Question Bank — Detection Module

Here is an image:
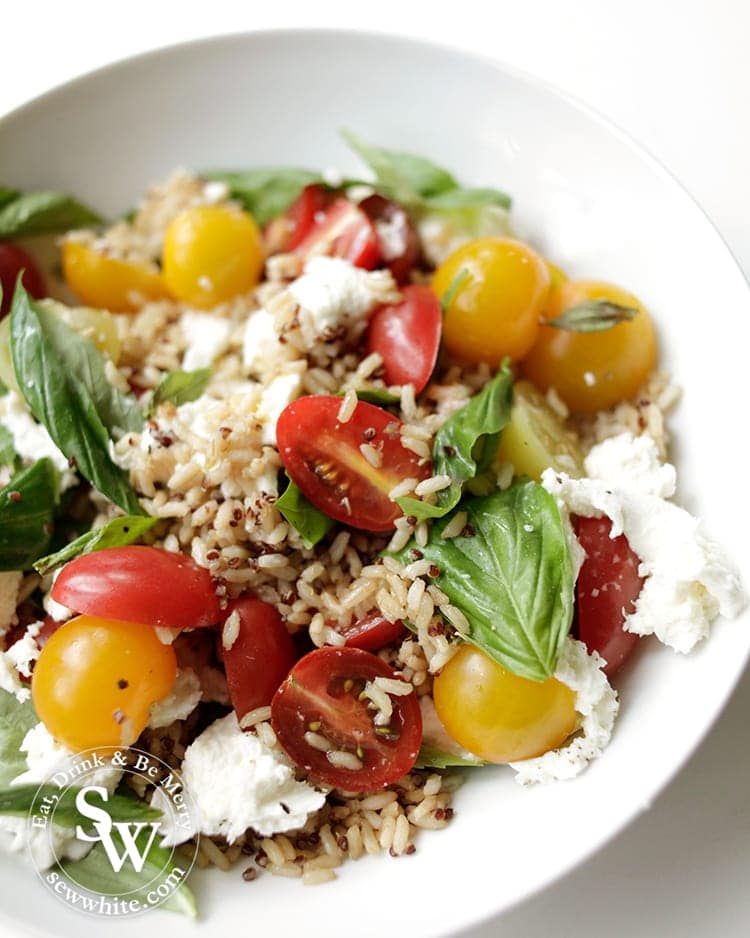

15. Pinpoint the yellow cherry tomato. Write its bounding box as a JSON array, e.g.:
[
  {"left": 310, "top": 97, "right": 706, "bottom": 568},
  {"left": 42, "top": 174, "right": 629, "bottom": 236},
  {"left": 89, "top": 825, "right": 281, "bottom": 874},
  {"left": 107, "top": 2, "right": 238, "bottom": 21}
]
[
  {"left": 32, "top": 615, "right": 176, "bottom": 751},
  {"left": 495, "top": 380, "right": 584, "bottom": 480},
  {"left": 433, "top": 644, "right": 578, "bottom": 763},
  {"left": 542, "top": 260, "right": 568, "bottom": 316},
  {"left": 62, "top": 241, "right": 169, "bottom": 313},
  {"left": 162, "top": 204, "right": 264, "bottom": 308},
  {"left": 522, "top": 279, "right": 658, "bottom": 414},
  {"left": 432, "top": 237, "right": 551, "bottom": 365}
]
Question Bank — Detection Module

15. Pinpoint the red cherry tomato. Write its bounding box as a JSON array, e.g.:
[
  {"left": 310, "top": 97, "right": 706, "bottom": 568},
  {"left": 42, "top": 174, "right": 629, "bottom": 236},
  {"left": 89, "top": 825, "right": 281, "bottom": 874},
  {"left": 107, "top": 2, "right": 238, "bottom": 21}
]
[
  {"left": 271, "top": 646, "right": 422, "bottom": 790},
  {"left": 295, "top": 198, "right": 380, "bottom": 269},
  {"left": 574, "top": 515, "right": 644, "bottom": 677},
  {"left": 359, "top": 194, "right": 420, "bottom": 284},
  {"left": 0, "top": 243, "right": 45, "bottom": 316},
  {"left": 366, "top": 285, "right": 442, "bottom": 393},
  {"left": 51, "top": 546, "right": 222, "bottom": 630},
  {"left": 223, "top": 596, "right": 297, "bottom": 721},
  {"left": 339, "top": 612, "right": 407, "bottom": 652},
  {"left": 286, "top": 184, "right": 336, "bottom": 250},
  {"left": 276, "top": 395, "right": 431, "bottom": 531}
]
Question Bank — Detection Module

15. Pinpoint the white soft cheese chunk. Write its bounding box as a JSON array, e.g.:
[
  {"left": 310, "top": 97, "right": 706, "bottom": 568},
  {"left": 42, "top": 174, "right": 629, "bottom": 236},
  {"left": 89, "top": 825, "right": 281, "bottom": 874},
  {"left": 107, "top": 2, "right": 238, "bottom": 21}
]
[
  {"left": 181, "top": 310, "right": 232, "bottom": 371},
  {"left": 0, "top": 622, "right": 41, "bottom": 702},
  {"left": 175, "top": 712, "right": 325, "bottom": 843},
  {"left": 257, "top": 372, "right": 302, "bottom": 446},
  {"left": 0, "top": 724, "right": 123, "bottom": 869},
  {"left": 287, "top": 256, "right": 393, "bottom": 338},
  {"left": 543, "top": 432, "right": 745, "bottom": 653},
  {"left": 510, "top": 638, "right": 619, "bottom": 785},
  {"left": 243, "top": 306, "right": 288, "bottom": 377},
  {"left": 0, "top": 571, "right": 22, "bottom": 638},
  {"left": 0, "top": 390, "right": 76, "bottom": 490},
  {"left": 148, "top": 667, "right": 202, "bottom": 728}
]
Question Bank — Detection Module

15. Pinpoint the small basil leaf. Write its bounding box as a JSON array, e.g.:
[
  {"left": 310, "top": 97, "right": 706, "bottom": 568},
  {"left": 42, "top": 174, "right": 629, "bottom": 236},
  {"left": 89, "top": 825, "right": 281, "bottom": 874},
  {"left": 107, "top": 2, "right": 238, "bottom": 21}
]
[
  {"left": 0, "top": 189, "right": 102, "bottom": 239},
  {"left": 0, "top": 424, "right": 19, "bottom": 471},
  {"left": 391, "top": 481, "right": 575, "bottom": 682},
  {"left": 397, "top": 361, "right": 513, "bottom": 521},
  {"left": 10, "top": 286, "right": 144, "bottom": 515},
  {"left": 0, "top": 458, "right": 59, "bottom": 571},
  {"left": 335, "top": 387, "right": 401, "bottom": 406},
  {"left": 415, "top": 745, "right": 485, "bottom": 770},
  {"left": 439, "top": 267, "right": 469, "bottom": 315},
  {"left": 423, "top": 185, "right": 511, "bottom": 212},
  {"left": 0, "top": 690, "right": 39, "bottom": 787},
  {"left": 547, "top": 298, "right": 638, "bottom": 333},
  {"left": 60, "top": 827, "right": 197, "bottom": 918},
  {"left": 151, "top": 368, "right": 211, "bottom": 411},
  {"left": 276, "top": 476, "right": 334, "bottom": 549},
  {"left": 0, "top": 785, "right": 162, "bottom": 828},
  {"left": 0, "top": 188, "right": 19, "bottom": 212},
  {"left": 34, "top": 514, "right": 158, "bottom": 576},
  {"left": 204, "top": 168, "right": 323, "bottom": 227}
]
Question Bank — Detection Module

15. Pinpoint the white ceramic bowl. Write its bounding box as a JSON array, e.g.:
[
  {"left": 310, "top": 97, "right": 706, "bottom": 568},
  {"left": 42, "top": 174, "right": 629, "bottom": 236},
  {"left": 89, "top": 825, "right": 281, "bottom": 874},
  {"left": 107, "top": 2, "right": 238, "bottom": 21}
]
[{"left": 1, "top": 29, "right": 749, "bottom": 938}]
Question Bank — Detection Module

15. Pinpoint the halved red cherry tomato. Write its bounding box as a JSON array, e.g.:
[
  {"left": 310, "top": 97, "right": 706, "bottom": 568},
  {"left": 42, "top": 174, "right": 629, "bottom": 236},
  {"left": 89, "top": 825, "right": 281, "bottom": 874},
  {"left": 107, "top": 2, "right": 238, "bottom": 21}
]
[
  {"left": 295, "top": 198, "right": 380, "bottom": 269},
  {"left": 338, "top": 612, "right": 407, "bottom": 652},
  {"left": 265, "top": 184, "right": 336, "bottom": 255},
  {"left": 0, "top": 243, "right": 45, "bottom": 316},
  {"left": 51, "top": 546, "right": 222, "bottom": 630},
  {"left": 271, "top": 646, "right": 422, "bottom": 790},
  {"left": 366, "top": 285, "right": 441, "bottom": 393},
  {"left": 574, "top": 515, "right": 644, "bottom": 677},
  {"left": 223, "top": 596, "right": 297, "bottom": 721},
  {"left": 359, "top": 193, "right": 420, "bottom": 284},
  {"left": 276, "top": 396, "right": 431, "bottom": 531}
]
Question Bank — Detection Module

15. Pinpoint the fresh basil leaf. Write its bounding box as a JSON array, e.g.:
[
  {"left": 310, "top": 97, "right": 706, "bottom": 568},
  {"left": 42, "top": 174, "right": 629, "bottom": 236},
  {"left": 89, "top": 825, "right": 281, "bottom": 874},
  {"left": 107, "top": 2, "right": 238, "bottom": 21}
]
[
  {"left": 422, "top": 185, "right": 511, "bottom": 212},
  {"left": 0, "top": 785, "right": 162, "bottom": 827},
  {"left": 204, "top": 168, "right": 323, "bottom": 227},
  {"left": 0, "top": 424, "right": 19, "bottom": 471},
  {"left": 0, "top": 691, "right": 38, "bottom": 787},
  {"left": 392, "top": 481, "right": 575, "bottom": 682},
  {"left": 0, "top": 189, "right": 102, "bottom": 239},
  {"left": 547, "top": 298, "right": 638, "bottom": 333},
  {"left": 415, "top": 745, "right": 485, "bottom": 770},
  {"left": 335, "top": 387, "right": 401, "bottom": 406},
  {"left": 151, "top": 368, "right": 211, "bottom": 411},
  {"left": 34, "top": 514, "right": 158, "bottom": 576},
  {"left": 439, "top": 268, "right": 469, "bottom": 314},
  {"left": 0, "top": 378, "right": 8, "bottom": 396},
  {"left": 0, "top": 188, "right": 18, "bottom": 212},
  {"left": 397, "top": 361, "right": 513, "bottom": 521},
  {"left": 60, "top": 827, "right": 197, "bottom": 918},
  {"left": 10, "top": 287, "right": 145, "bottom": 515},
  {"left": 0, "top": 458, "right": 59, "bottom": 571},
  {"left": 276, "top": 476, "right": 334, "bottom": 549}
]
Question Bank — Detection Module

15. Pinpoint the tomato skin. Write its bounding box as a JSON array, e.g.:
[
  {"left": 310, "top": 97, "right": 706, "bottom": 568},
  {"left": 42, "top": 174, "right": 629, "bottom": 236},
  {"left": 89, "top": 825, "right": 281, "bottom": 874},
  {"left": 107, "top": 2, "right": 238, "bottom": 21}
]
[
  {"left": 51, "top": 546, "right": 222, "bottom": 630},
  {"left": 295, "top": 198, "right": 381, "bottom": 269},
  {"left": 32, "top": 614, "right": 176, "bottom": 751},
  {"left": 223, "top": 596, "right": 297, "bottom": 721},
  {"left": 365, "top": 285, "right": 442, "bottom": 393},
  {"left": 62, "top": 241, "right": 169, "bottom": 313},
  {"left": 433, "top": 644, "right": 579, "bottom": 763},
  {"left": 287, "top": 184, "right": 336, "bottom": 250},
  {"left": 276, "top": 395, "right": 431, "bottom": 532},
  {"left": 522, "top": 279, "right": 658, "bottom": 414},
  {"left": 574, "top": 515, "right": 644, "bottom": 677},
  {"left": 271, "top": 646, "right": 422, "bottom": 791},
  {"left": 339, "top": 613, "right": 406, "bottom": 652},
  {"left": 359, "top": 194, "right": 420, "bottom": 283},
  {"left": 0, "top": 243, "right": 45, "bottom": 316},
  {"left": 433, "top": 237, "right": 550, "bottom": 365}
]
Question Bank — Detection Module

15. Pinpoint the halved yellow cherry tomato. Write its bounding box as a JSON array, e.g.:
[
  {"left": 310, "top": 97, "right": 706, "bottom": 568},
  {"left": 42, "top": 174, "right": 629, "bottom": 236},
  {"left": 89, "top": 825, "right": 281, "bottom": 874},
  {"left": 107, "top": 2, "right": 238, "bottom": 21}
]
[
  {"left": 522, "top": 279, "right": 658, "bottom": 414},
  {"left": 162, "top": 204, "right": 264, "bottom": 308},
  {"left": 432, "top": 237, "right": 550, "bottom": 365},
  {"left": 433, "top": 644, "right": 578, "bottom": 763},
  {"left": 62, "top": 241, "right": 169, "bottom": 313},
  {"left": 32, "top": 615, "right": 176, "bottom": 751}
]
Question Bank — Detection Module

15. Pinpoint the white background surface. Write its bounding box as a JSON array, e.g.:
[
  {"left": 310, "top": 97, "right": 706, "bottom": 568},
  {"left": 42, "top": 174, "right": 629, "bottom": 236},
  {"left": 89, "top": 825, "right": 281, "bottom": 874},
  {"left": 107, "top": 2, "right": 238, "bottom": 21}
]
[{"left": 2, "top": 2, "right": 748, "bottom": 936}]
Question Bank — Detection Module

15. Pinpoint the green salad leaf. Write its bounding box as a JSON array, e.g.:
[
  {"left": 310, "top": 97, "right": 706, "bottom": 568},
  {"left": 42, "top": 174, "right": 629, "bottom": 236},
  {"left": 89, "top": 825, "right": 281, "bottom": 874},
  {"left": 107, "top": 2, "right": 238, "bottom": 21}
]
[
  {"left": 397, "top": 361, "right": 513, "bottom": 521},
  {"left": 0, "top": 691, "right": 39, "bottom": 787},
  {"left": 0, "top": 458, "right": 59, "bottom": 571},
  {"left": 0, "top": 424, "right": 19, "bottom": 471},
  {"left": 415, "top": 745, "right": 485, "bottom": 770},
  {"left": 335, "top": 387, "right": 401, "bottom": 406},
  {"left": 204, "top": 167, "right": 324, "bottom": 227},
  {"left": 277, "top": 476, "right": 334, "bottom": 549},
  {"left": 34, "top": 514, "right": 159, "bottom": 576},
  {"left": 0, "top": 785, "right": 162, "bottom": 828},
  {"left": 0, "top": 189, "right": 102, "bottom": 239},
  {"left": 150, "top": 367, "right": 211, "bottom": 411},
  {"left": 391, "top": 481, "right": 575, "bottom": 682},
  {"left": 10, "top": 286, "right": 145, "bottom": 515}
]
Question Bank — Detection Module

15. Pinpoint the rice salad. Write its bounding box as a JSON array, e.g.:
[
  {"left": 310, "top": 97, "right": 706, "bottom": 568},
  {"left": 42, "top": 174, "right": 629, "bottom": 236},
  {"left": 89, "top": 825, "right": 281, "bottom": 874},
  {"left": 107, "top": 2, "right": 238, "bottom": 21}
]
[{"left": 0, "top": 135, "right": 744, "bottom": 910}]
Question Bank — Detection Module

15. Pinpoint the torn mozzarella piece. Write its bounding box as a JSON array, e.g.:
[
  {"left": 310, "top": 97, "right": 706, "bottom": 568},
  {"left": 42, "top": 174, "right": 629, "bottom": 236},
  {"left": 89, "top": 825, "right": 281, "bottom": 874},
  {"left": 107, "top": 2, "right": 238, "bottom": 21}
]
[
  {"left": 510, "top": 637, "right": 618, "bottom": 785},
  {"left": 0, "top": 391, "right": 77, "bottom": 491},
  {"left": 0, "top": 623, "right": 41, "bottom": 702},
  {"left": 148, "top": 667, "right": 202, "bottom": 728},
  {"left": 180, "top": 310, "right": 232, "bottom": 371},
  {"left": 256, "top": 372, "right": 302, "bottom": 446}
]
